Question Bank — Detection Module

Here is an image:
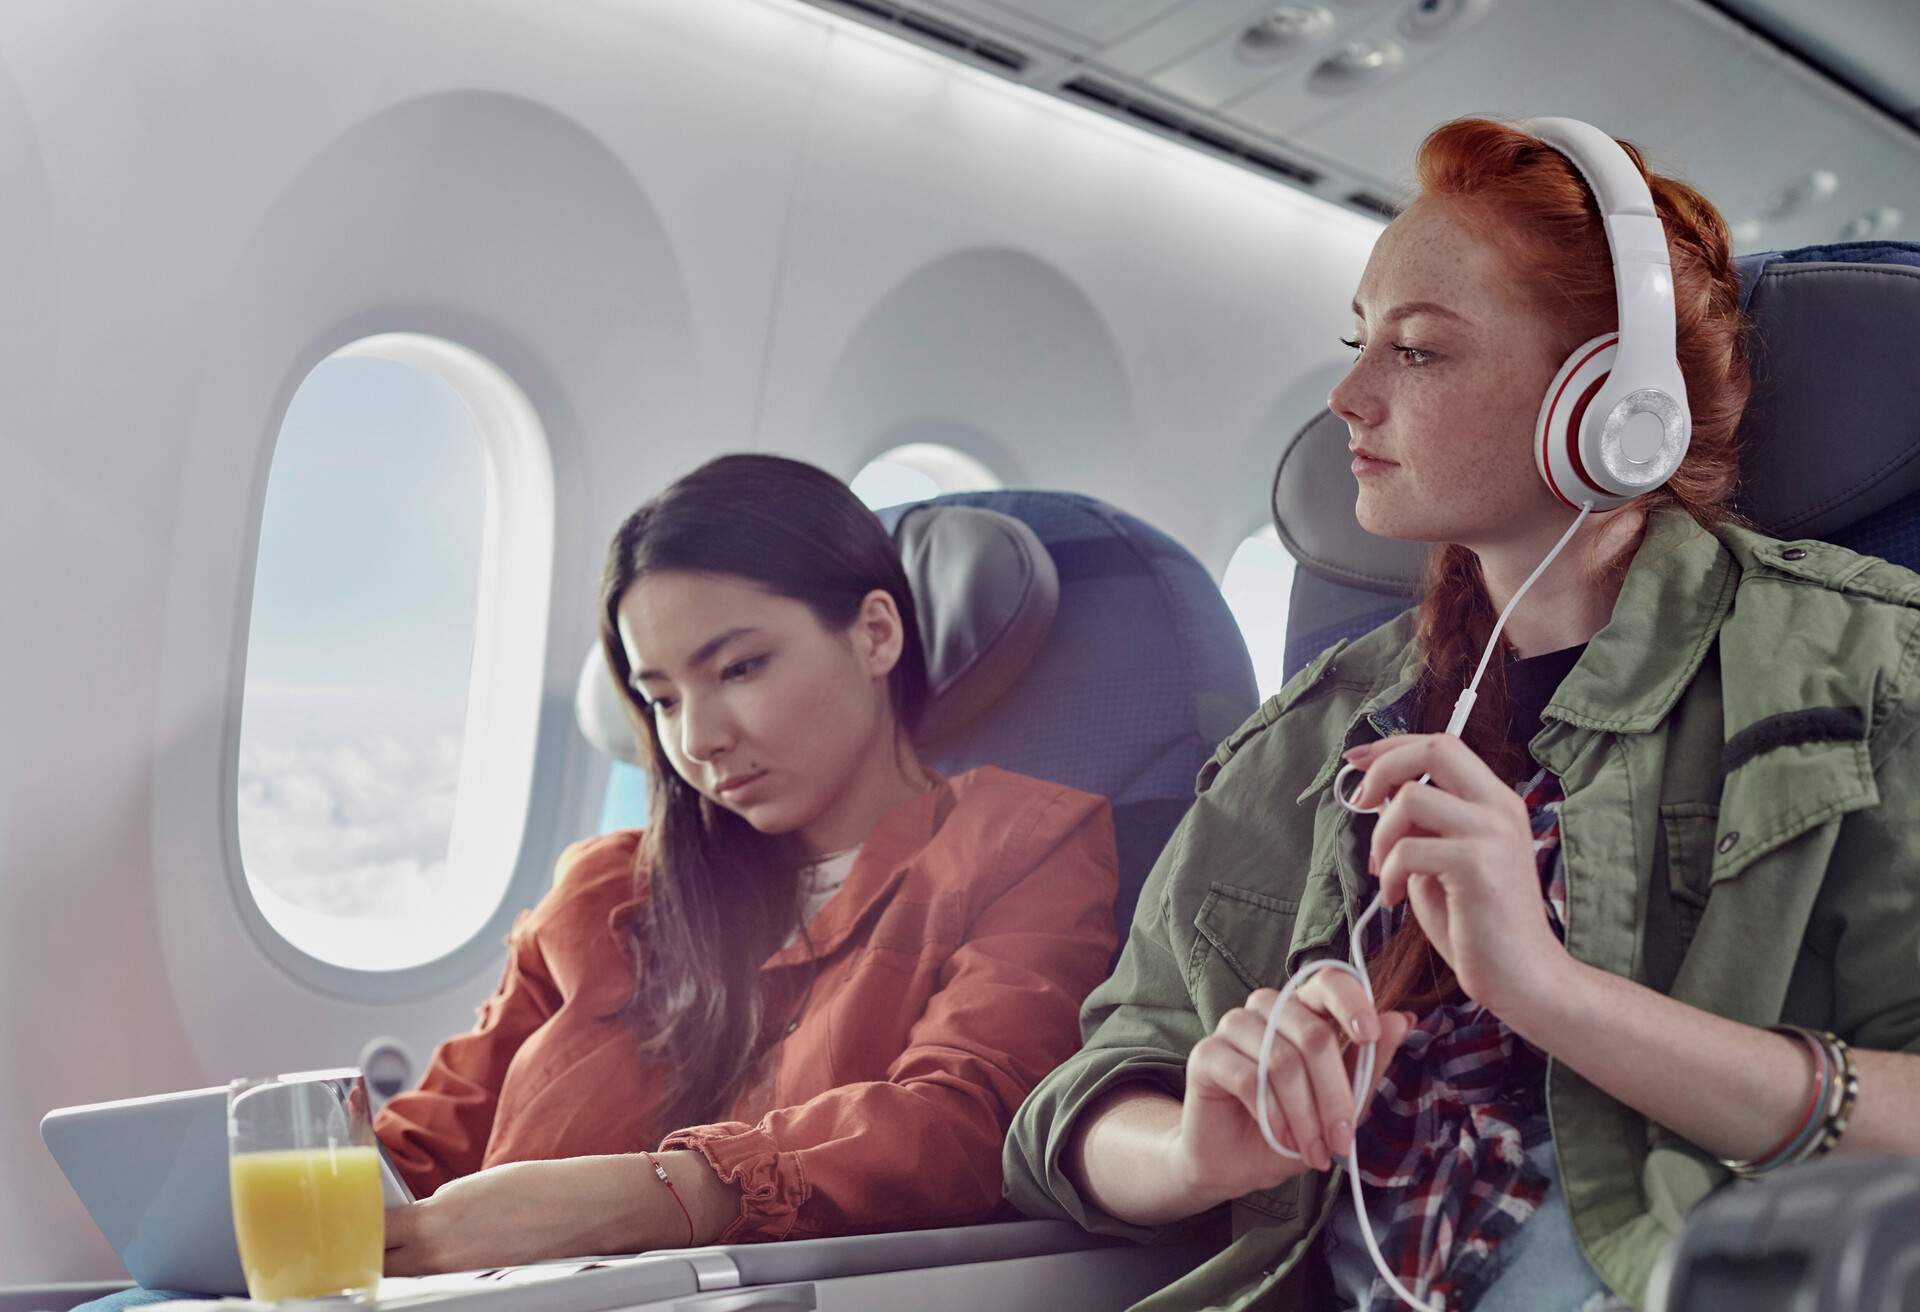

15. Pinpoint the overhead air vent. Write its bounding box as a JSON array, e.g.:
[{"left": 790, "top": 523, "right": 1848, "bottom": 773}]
[
  {"left": 819, "top": 0, "right": 1030, "bottom": 74},
  {"left": 1061, "top": 78, "right": 1322, "bottom": 187},
  {"left": 1346, "top": 191, "right": 1402, "bottom": 221}
]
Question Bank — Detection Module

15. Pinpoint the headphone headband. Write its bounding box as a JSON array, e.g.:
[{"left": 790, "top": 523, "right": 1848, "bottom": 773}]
[{"left": 1523, "top": 117, "right": 1691, "bottom": 509}]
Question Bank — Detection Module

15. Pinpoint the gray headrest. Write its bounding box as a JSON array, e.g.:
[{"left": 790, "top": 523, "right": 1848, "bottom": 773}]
[
  {"left": 575, "top": 503, "right": 1060, "bottom": 765},
  {"left": 577, "top": 641, "right": 642, "bottom": 765},
  {"left": 1272, "top": 408, "right": 1423, "bottom": 595},
  {"left": 1273, "top": 256, "right": 1920, "bottom": 595}
]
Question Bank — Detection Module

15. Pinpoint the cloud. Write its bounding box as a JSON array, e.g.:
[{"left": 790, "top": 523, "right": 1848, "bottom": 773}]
[{"left": 237, "top": 728, "right": 462, "bottom": 920}]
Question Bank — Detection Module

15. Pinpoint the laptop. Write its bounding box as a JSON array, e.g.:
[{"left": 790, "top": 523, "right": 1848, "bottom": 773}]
[{"left": 41, "top": 1069, "right": 415, "bottom": 1295}]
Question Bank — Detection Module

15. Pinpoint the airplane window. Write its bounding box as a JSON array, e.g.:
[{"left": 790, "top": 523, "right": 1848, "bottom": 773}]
[
  {"left": 850, "top": 441, "right": 1001, "bottom": 510},
  {"left": 237, "top": 337, "right": 552, "bottom": 973},
  {"left": 1221, "top": 525, "right": 1297, "bottom": 701}
]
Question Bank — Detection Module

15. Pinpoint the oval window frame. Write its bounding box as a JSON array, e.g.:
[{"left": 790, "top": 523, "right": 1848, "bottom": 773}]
[
  {"left": 227, "top": 332, "right": 555, "bottom": 991},
  {"left": 848, "top": 440, "right": 1005, "bottom": 510}
]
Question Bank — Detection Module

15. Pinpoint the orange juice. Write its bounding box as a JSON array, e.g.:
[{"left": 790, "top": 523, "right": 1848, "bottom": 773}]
[{"left": 230, "top": 1146, "right": 383, "bottom": 1301}]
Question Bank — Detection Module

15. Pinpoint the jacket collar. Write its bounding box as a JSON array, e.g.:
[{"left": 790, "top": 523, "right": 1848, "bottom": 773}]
[
  {"left": 760, "top": 770, "right": 956, "bottom": 971},
  {"left": 1540, "top": 506, "right": 1736, "bottom": 735},
  {"left": 1295, "top": 507, "right": 1738, "bottom": 802},
  {"left": 1296, "top": 648, "right": 1426, "bottom": 804}
]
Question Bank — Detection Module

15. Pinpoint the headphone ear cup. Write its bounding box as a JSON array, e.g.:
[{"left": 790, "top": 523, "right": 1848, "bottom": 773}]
[{"left": 1534, "top": 334, "right": 1629, "bottom": 511}]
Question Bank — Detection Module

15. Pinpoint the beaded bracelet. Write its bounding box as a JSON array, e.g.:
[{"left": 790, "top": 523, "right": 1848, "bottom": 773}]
[
  {"left": 643, "top": 1150, "right": 696, "bottom": 1249},
  {"left": 1802, "top": 1031, "right": 1860, "bottom": 1163}
]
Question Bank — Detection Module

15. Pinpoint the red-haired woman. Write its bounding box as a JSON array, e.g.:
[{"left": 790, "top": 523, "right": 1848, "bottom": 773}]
[{"left": 1005, "top": 119, "right": 1920, "bottom": 1312}]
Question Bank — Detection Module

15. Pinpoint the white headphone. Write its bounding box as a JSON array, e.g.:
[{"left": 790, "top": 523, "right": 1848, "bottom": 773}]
[{"left": 1527, "top": 117, "right": 1691, "bottom": 512}]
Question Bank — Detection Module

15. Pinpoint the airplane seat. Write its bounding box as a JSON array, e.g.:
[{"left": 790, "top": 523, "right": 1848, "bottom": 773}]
[
  {"left": 577, "top": 490, "right": 1261, "bottom": 943},
  {"left": 1271, "top": 241, "right": 1920, "bottom": 1312},
  {"left": 1270, "top": 239, "right": 1920, "bottom": 683}
]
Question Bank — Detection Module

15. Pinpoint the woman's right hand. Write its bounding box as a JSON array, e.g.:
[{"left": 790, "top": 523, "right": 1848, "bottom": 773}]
[{"left": 1167, "top": 977, "right": 1414, "bottom": 1204}]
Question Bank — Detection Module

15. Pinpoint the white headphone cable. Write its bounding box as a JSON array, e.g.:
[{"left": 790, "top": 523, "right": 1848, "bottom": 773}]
[{"left": 1253, "top": 502, "right": 1593, "bottom": 1311}]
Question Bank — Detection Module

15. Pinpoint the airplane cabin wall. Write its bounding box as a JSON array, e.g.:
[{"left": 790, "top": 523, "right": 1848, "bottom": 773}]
[{"left": 0, "top": 0, "right": 1375, "bottom": 1280}]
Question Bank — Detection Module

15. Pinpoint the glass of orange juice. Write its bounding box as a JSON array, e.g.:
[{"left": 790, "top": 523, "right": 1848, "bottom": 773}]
[{"left": 227, "top": 1073, "right": 384, "bottom": 1302}]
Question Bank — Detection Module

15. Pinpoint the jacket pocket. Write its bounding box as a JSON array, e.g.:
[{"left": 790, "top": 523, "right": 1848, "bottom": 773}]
[
  {"left": 1192, "top": 882, "right": 1302, "bottom": 998},
  {"left": 1191, "top": 883, "right": 1312, "bottom": 1223},
  {"left": 1712, "top": 737, "right": 1877, "bottom": 884},
  {"left": 1665, "top": 737, "right": 1876, "bottom": 1028}
]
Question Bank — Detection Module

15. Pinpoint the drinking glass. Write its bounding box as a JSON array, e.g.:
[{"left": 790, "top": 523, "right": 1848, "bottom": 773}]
[{"left": 227, "top": 1072, "right": 384, "bottom": 1302}]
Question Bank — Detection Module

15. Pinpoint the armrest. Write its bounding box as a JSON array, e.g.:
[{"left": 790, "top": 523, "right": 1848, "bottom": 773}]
[{"left": 718, "top": 1219, "right": 1126, "bottom": 1288}]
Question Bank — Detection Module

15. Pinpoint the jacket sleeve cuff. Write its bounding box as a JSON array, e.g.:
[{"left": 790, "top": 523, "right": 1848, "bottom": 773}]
[
  {"left": 1004, "top": 1053, "right": 1194, "bottom": 1244},
  {"left": 659, "top": 1122, "right": 804, "bottom": 1243}
]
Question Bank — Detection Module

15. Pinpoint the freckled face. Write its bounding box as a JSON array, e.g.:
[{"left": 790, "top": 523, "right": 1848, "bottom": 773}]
[
  {"left": 617, "top": 570, "right": 896, "bottom": 841},
  {"left": 1327, "top": 198, "right": 1572, "bottom": 549}
]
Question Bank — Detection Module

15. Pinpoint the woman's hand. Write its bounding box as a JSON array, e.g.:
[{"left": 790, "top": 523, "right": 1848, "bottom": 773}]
[
  {"left": 1344, "top": 734, "right": 1572, "bottom": 1015},
  {"left": 1168, "top": 978, "right": 1413, "bottom": 1207},
  {"left": 384, "top": 1152, "right": 739, "bottom": 1276}
]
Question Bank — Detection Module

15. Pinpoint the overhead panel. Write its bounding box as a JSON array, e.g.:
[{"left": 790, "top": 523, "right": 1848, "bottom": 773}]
[
  {"left": 1712, "top": 0, "right": 1920, "bottom": 128},
  {"left": 1092, "top": 0, "right": 1302, "bottom": 80},
  {"left": 808, "top": 0, "right": 1920, "bottom": 251},
  {"left": 1154, "top": 0, "right": 1503, "bottom": 119},
  {"left": 973, "top": 0, "right": 1192, "bottom": 46},
  {"left": 1255, "top": 2, "right": 1743, "bottom": 184}
]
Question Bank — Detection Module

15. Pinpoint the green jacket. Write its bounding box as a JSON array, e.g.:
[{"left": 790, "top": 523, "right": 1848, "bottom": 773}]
[{"left": 1004, "top": 508, "right": 1920, "bottom": 1309}]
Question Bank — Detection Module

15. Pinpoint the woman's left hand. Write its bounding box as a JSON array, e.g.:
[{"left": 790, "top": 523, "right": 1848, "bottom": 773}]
[
  {"left": 384, "top": 1152, "right": 736, "bottom": 1276},
  {"left": 1344, "top": 734, "right": 1571, "bottom": 1016}
]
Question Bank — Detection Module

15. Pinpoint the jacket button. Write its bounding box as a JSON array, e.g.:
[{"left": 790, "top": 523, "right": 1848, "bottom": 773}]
[
  {"left": 1782, "top": 547, "right": 1808, "bottom": 561},
  {"left": 1717, "top": 831, "right": 1739, "bottom": 854}
]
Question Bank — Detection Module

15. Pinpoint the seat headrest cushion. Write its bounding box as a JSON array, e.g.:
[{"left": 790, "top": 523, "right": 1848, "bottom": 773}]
[
  {"left": 1726, "top": 252, "right": 1920, "bottom": 538},
  {"left": 1272, "top": 408, "right": 1422, "bottom": 595},
  {"left": 575, "top": 503, "right": 1059, "bottom": 765},
  {"left": 895, "top": 502, "right": 1060, "bottom": 743},
  {"left": 577, "top": 638, "right": 645, "bottom": 766},
  {"left": 1272, "top": 245, "right": 1920, "bottom": 593}
]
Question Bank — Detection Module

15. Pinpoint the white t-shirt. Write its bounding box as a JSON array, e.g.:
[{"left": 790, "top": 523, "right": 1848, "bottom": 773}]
[{"left": 785, "top": 847, "right": 861, "bottom": 947}]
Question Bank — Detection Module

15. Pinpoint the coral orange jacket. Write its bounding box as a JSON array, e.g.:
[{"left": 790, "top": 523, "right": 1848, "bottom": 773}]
[{"left": 375, "top": 766, "right": 1119, "bottom": 1243}]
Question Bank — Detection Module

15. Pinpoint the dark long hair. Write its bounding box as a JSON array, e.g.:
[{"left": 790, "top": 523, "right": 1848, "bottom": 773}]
[
  {"left": 1368, "top": 119, "right": 1752, "bottom": 1014},
  {"left": 598, "top": 454, "right": 931, "bottom": 1129}
]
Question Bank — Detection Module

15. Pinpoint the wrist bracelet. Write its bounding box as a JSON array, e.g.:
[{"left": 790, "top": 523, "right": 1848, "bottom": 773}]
[
  {"left": 1804, "top": 1031, "right": 1859, "bottom": 1162},
  {"left": 1783, "top": 1030, "right": 1845, "bottom": 1169},
  {"left": 1722, "top": 1026, "right": 1828, "bottom": 1179},
  {"left": 643, "top": 1150, "right": 697, "bottom": 1249},
  {"left": 1764, "top": 1026, "right": 1829, "bottom": 1173}
]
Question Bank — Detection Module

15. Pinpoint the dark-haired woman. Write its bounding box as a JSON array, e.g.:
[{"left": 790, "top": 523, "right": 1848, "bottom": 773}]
[
  {"left": 374, "top": 454, "right": 1118, "bottom": 1273},
  {"left": 1005, "top": 120, "right": 1920, "bottom": 1311}
]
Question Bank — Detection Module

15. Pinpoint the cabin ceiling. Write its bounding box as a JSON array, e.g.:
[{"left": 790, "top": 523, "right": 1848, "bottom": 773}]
[
  {"left": 807, "top": 0, "right": 1920, "bottom": 254},
  {"left": 1715, "top": 0, "right": 1920, "bottom": 130}
]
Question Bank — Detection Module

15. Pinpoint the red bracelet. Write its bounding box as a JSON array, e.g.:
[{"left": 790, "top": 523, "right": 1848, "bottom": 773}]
[
  {"left": 1733, "top": 1029, "right": 1826, "bottom": 1176},
  {"left": 642, "top": 1150, "right": 696, "bottom": 1249}
]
